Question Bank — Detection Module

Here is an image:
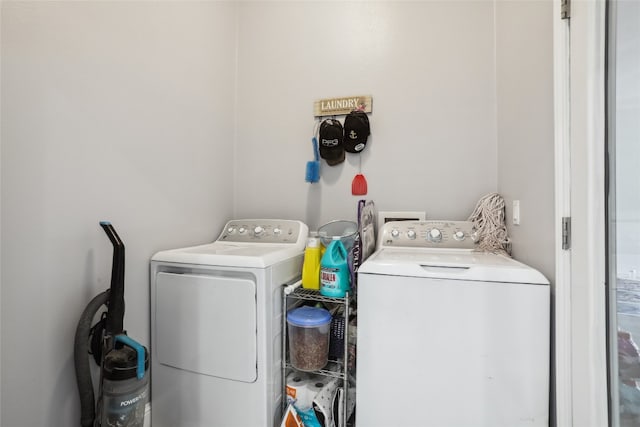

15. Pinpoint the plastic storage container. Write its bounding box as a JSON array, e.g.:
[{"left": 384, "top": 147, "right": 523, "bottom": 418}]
[
  {"left": 317, "top": 220, "right": 358, "bottom": 253},
  {"left": 320, "top": 238, "right": 350, "bottom": 298},
  {"left": 287, "top": 306, "right": 332, "bottom": 371},
  {"left": 99, "top": 343, "right": 150, "bottom": 427}
]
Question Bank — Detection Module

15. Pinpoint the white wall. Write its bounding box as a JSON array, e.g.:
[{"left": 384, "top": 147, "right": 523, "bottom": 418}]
[
  {"left": 0, "top": 1, "right": 557, "bottom": 425},
  {"left": 1, "top": 2, "right": 236, "bottom": 426},
  {"left": 494, "top": 2, "right": 555, "bottom": 422},
  {"left": 235, "top": 1, "right": 498, "bottom": 230},
  {"left": 495, "top": 0, "right": 555, "bottom": 281}
]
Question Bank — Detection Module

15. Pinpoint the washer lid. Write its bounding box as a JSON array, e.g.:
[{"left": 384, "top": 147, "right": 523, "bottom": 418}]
[{"left": 358, "top": 248, "right": 549, "bottom": 285}]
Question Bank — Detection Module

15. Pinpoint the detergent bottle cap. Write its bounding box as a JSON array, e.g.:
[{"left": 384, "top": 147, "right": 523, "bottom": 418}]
[{"left": 306, "top": 233, "right": 320, "bottom": 248}]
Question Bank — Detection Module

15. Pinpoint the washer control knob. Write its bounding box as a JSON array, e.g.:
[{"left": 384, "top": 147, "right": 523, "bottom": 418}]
[
  {"left": 253, "top": 226, "right": 264, "bottom": 236},
  {"left": 407, "top": 230, "right": 417, "bottom": 240},
  {"left": 428, "top": 228, "right": 442, "bottom": 243},
  {"left": 227, "top": 227, "right": 236, "bottom": 234},
  {"left": 273, "top": 227, "right": 282, "bottom": 236},
  {"left": 238, "top": 227, "right": 247, "bottom": 234},
  {"left": 453, "top": 231, "right": 466, "bottom": 241},
  {"left": 391, "top": 229, "right": 400, "bottom": 238}
]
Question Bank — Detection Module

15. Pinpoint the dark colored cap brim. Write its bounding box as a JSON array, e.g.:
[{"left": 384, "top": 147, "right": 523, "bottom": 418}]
[
  {"left": 322, "top": 148, "right": 345, "bottom": 166},
  {"left": 344, "top": 138, "right": 368, "bottom": 153}
]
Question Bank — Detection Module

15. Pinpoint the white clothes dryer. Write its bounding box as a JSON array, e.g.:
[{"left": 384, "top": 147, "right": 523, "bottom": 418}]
[
  {"left": 356, "top": 220, "right": 550, "bottom": 427},
  {"left": 150, "top": 219, "right": 308, "bottom": 427}
]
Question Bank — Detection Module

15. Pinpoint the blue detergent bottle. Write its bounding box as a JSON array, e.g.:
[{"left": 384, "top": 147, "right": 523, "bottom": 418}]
[{"left": 320, "top": 237, "right": 350, "bottom": 298}]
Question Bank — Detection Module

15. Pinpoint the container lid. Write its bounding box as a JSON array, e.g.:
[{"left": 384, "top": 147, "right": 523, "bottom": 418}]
[
  {"left": 287, "top": 306, "right": 331, "bottom": 327},
  {"left": 317, "top": 220, "right": 358, "bottom": 250},
  {"left": 103, "top": 346, "right": 150, "bottom": 381}
]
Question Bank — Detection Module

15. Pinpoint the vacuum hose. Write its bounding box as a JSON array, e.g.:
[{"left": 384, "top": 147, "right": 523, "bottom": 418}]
[{"left": 73, "top": 289, "right": 109, "bottom": 427}]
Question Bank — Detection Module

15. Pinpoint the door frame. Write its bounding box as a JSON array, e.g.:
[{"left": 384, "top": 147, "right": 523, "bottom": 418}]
[
  {"left": 554, "top": 0, "right": 609, "bottom": 425},
  {"left": 553, "top": 0, "right": 572, "bottom": 423}
]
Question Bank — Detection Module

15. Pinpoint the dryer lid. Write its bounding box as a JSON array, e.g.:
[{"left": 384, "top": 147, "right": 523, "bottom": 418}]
[
  {"left": 151, "top": 242, "right": 304, "bottom": 268},
  {"left": 358, "top": 248, "right": 549, "bottom": 285},
  {"left": 155, "top": 272, "right": 257, "bottom": 382},
  {"left": 151, "top": 219, "right": 308, "bottom": 268}
]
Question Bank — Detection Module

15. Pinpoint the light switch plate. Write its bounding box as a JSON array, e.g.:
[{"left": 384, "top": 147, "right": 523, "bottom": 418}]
[{"left": 513, "top": 200, "right": 520, "bottom": 225}]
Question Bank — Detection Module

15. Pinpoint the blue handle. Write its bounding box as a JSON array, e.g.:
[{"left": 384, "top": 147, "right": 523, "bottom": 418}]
[
  {"left": 114, "top": 334, "right": 146, "bottom": 380},
  {"left": 312, "top": 137, "right": 319, "bottom": 162}
]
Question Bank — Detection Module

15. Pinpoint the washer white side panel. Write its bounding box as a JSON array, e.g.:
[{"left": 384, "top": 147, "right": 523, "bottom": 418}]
[
  {"left": 356, "top": 273, "right": 550, "bottom": 427},
  {"left": 156, "top": 272, "right": 257, "bottom": 382}
]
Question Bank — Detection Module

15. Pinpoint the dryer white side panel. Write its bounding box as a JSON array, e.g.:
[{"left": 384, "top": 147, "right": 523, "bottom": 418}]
[{"left": 155, "top": 272, "right": 257, "bottom": 382}]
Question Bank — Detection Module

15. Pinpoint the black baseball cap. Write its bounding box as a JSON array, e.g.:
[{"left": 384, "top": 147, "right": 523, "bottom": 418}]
[
  {"left": 343, "top": 110, "right": 370, "bottom": 153},
  {"left": 319, "top": 119, "right": 345, "bottom": 166}
]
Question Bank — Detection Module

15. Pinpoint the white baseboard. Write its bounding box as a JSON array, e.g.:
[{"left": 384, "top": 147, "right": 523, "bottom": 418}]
[{"left": 144, "top": 402, "right": 151, "bottom": 427}]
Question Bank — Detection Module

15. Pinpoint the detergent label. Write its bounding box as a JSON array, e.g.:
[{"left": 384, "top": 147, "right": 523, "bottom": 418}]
[
  {"left": 286, "top": 384, "right": 297, "bottom": 400},
  {"left": 321, "top": 267, "right": 339, "bottom": 289}
]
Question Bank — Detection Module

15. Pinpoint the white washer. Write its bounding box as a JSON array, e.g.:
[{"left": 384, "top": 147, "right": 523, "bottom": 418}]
[
  {"left": 356, "top": 220, "right": 550, "bottom": 427},
  {"left": 150, "top": 219, "right": 308, "bottom": 427}
]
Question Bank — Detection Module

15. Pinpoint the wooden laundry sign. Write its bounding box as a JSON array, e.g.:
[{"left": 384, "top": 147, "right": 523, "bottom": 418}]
[{"left": 314, "top": 95, "right": 372, "bottom": 117}]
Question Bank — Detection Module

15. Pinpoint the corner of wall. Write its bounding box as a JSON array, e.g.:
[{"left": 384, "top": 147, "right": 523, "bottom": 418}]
[{"left": 231, "top": 2, "right": 240, "bottom": 218}]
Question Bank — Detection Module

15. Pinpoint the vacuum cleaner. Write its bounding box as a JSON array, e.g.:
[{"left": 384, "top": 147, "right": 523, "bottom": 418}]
[{"left": 74, "top": 221, "right": 149, "bottom": 427}]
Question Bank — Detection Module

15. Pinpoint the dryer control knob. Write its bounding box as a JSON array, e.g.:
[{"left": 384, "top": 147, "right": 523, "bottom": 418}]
[
  {"left": 428, "top": 228, "right": 442, "bottom": 243},
  {"left": 453, "top": 231, "right": 465, "bottom": 241},
  {"left": 391, "top": 229, "right": 400, "bottom": 238},
  {"left": 227, "top": 227, "right": 236, "bottom": 234},
  {"left": 238, "top": 227, "right": 247, "bottom": 234},
  {"left": 273, "top": 227, "right": 282, "bottom": 235},
  {"left": 407, "top": 230, "right": 417, "bottom": 240},
  {"left": 253, "top": 226, "right": 264, "bottom": 236}
]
